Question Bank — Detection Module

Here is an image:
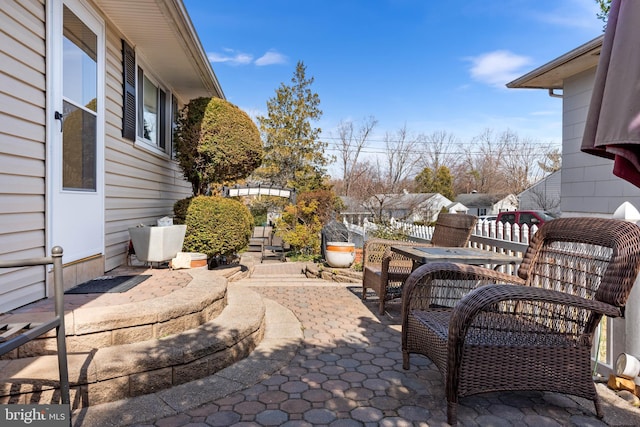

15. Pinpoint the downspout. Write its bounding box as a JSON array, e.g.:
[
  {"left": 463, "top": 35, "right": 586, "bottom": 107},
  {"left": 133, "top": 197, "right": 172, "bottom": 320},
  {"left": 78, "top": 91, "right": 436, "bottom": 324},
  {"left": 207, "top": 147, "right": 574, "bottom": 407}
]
[{"left": 548, "top": 88, "right": 563, "bottom": 98}]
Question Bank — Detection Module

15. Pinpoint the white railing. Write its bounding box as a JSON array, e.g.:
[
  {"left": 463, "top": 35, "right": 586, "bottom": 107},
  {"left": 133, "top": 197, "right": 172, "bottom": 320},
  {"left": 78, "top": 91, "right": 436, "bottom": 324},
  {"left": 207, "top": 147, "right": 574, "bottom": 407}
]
[
  {"left": 346, "top": 219, "right": 535, "bottom": 247},
  {"left": 345, "top": 218, "right": 534, "bottom": 275}
]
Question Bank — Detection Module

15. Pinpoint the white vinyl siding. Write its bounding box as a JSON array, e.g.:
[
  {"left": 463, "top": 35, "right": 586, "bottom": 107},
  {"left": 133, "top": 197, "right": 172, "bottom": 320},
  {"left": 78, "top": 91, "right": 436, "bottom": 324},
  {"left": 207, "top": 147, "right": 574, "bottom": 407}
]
[
  {"left": 1, "top": 0, "right": 198, "bottom": 310},
  {"left": 561, "top": 68, "right": 640, "bottom": 216},
  {"left": 518, "top": 170, "right": 561, "bottom": 213},
  {"left": 0, "top": 0, "right": 47, "bottom": 311},
  {"left": 103, "top": 29, "right": 191, "bottom": 271}
]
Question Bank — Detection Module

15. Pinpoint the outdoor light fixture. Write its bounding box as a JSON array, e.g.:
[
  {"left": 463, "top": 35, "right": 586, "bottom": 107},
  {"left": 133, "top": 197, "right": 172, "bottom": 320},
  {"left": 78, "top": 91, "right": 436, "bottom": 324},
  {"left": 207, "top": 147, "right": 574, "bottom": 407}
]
[{"left": 222, "top": 185, "right": 296, "bottom": 202}]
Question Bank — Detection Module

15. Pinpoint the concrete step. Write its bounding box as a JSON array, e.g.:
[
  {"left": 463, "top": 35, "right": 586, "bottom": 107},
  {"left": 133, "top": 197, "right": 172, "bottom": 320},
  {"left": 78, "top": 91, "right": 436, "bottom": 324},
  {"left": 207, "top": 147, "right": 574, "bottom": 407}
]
[
  {"left": 240, "top": 277, "right": 335, "bottom": 286},
  {"left": 0, "top": 284, "right": 268, "bottom": 409},
  {"left": 70, "top": 292, "right": 303, "bottom": 427},
  {"left": 1, "top": 268, "right": 228, "bottom": 358}
]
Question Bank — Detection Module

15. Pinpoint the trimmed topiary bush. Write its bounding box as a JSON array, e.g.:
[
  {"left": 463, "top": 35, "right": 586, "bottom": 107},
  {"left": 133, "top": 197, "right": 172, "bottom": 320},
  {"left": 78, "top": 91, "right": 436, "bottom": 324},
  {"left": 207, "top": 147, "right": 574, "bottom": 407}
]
[
  {"left": 183, "top": 196, "right": 253, "bottom": 257},
  {"left": 174, "top": 97, "right": 263, "bottom": 195}
]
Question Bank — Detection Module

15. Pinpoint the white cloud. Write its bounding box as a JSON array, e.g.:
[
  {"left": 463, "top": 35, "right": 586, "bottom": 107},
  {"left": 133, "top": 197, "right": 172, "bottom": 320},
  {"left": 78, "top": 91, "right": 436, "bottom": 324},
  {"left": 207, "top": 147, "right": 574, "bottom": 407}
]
[
  {"left": 530, "top": 0, "right": 602, "bottom": 32},
  {"left": 208, "top": 49, "right": 287, "bottom": 67},
  {"left": 255, "top": 50, "right": 287, "bottom": 66},
  {"left": 467, "top": 50, "right": 532, "bottom": 88},
  {"left": 207, "top": 49, "right": 253, "bottom": 65}
]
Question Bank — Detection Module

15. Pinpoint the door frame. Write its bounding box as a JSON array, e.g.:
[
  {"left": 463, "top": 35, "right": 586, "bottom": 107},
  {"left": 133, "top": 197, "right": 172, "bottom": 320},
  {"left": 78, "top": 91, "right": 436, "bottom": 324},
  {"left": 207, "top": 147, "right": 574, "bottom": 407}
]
[{"left": 46, "top": 0, "right": 106, "bottom": 270}]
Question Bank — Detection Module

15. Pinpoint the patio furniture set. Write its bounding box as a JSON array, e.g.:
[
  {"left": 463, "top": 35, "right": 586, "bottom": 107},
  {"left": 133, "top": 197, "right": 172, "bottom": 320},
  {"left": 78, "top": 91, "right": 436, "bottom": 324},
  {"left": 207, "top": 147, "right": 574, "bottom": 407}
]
[
  {"left": 249, "top": 225, "right": 288, "bottom": 262},
  {"left": 4, "top": 214, "right": 640, "bottom": 426},
  {"left": 362, "top": 213, "right": 640, "bottom": 425},
  {"left": 362, "top": 213, "right": 478, "bottom": 315}
]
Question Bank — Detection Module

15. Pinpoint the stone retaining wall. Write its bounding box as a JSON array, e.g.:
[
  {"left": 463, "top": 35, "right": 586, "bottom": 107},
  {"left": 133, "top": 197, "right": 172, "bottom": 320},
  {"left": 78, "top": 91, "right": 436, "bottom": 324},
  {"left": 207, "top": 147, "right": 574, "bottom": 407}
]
[{"left": 0, "top": 285, "right": 266, "bottom": 408}]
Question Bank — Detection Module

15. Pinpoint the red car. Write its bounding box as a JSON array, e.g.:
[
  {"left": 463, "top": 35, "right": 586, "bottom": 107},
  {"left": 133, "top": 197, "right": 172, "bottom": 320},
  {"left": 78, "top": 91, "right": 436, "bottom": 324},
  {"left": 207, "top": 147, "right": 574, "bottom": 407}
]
[{"left": 497, "top": 210, "right": 556, "bottom": 228}]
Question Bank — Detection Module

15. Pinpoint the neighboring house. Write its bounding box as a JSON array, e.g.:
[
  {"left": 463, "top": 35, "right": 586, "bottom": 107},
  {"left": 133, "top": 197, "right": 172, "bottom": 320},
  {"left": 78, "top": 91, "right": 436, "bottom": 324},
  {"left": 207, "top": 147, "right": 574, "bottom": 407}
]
[
  {"left": 508, "top": 35, "right": 640, "bottom": 374},
  {"left": 365, "top": 192, "right": 460, "bottom": 223},
  {"left": 454, "top": 193, "right": 518, "bottom": 217},
  {"left": 339, "top": 196, "right": 374, "bottom": 225},
  {"left": 518, "top": 170, "right": 561, "bottom": 215},
  {"left": 507, "top": 35, "right": 640, "bottom": 217},
  {"left": 0, "top": 0, "right": 223, "bottom": 311},
  {"left": 445, "top": 201, "right": 468, "bottom": 214}
]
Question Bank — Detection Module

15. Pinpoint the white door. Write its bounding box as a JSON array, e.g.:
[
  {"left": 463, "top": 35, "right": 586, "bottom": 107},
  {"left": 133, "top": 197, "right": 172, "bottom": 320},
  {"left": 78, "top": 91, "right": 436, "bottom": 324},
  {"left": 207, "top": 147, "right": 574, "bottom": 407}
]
[{"left": 48, "top": 0, "right": 104, "bottom": 263}]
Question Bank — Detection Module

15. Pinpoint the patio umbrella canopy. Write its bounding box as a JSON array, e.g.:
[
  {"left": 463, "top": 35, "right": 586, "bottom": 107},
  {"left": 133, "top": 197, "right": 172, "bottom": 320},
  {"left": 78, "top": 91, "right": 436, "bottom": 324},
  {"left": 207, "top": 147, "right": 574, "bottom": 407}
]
[{"left": 581, "top": 0, "right": 640, "bottom": 188}]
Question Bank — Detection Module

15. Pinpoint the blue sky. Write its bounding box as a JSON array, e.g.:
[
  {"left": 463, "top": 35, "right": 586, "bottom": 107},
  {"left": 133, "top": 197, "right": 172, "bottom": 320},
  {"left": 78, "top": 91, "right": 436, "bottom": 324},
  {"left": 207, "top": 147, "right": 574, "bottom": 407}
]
[{"left": 183, "top": 0, "right": 604, "bottom": 173}]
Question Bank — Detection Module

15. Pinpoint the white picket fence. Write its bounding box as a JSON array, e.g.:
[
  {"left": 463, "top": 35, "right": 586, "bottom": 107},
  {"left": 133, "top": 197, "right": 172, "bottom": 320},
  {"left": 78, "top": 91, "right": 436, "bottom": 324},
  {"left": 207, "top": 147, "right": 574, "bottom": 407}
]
[
  {"left": 345, "top": 218, "right": 534, "bottom": 274},
  {"left": 346, "top": 218, "right": 535, "bottom": 245}
]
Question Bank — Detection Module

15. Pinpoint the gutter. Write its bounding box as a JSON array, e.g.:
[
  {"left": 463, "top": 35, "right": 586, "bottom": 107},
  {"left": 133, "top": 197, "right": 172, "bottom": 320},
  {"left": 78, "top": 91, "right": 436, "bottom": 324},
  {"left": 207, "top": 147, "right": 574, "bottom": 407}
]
[
  {"left": 506, "top": 35, "right": 603, "bottom": 90},
  {"left": 169, "top": 0, "right": 226, "bottom": 99}
]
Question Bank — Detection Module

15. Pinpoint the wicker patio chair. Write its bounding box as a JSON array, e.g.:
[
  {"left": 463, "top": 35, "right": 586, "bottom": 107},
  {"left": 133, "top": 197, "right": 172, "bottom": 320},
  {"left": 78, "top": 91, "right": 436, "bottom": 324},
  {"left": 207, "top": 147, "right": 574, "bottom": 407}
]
[
  {"left": 401, "top": 217, "right": 640, "bottom": 426},
  {"left": 362, "top": 213, "right": 477, "bottom": 314}
]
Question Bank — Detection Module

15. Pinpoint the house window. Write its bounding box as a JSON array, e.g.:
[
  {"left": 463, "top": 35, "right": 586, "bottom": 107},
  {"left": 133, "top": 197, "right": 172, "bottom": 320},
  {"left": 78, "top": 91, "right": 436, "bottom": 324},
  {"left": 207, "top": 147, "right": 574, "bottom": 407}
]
[
  {"left": 171, "top": 94, "right": 179, "bottom": 158},
  {"left": 137, "top": 68, "right": 167, "bottom": 151},
  {"left": 121, "top": 40, "right": 172, "bottom": 154}
]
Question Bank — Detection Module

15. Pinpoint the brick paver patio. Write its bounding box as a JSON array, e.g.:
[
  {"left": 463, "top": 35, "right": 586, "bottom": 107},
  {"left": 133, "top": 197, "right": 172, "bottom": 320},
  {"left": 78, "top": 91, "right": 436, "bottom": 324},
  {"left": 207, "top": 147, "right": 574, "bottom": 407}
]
[{"left": 135, "top": 259, "right": 640, "bottom": 427}]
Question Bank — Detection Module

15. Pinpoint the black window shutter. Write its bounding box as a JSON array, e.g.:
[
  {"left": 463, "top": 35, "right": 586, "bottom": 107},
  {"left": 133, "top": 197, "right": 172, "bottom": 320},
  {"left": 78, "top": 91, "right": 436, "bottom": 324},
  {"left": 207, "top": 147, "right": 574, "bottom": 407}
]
[
  {"left": 122, "top": 40, "right": 136, "bottom": 141},
  {"left": 159, "top": 89, "right": 166, "bottom": 149},
  {"left": 137, "top": 67, "right": 144, "bottom": 138}
]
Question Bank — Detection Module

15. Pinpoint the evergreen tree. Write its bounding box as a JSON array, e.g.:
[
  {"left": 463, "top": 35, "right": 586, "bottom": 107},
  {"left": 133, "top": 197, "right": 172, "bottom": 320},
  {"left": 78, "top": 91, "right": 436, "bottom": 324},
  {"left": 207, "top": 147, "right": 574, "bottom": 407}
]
[
  {"left": 595, "top": 0, "right": 611, "bottom": 24},
  {"left": 415, "top": 165, "right": 455, "bottom": 200},
  {"left": 255, "top": 61, "right": 330, "bottom": 191}
]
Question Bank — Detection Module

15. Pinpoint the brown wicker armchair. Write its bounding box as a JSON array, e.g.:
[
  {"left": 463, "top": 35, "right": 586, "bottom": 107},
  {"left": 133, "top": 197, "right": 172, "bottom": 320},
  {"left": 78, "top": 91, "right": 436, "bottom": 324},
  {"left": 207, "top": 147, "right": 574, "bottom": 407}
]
[
  {"left": 401, "top": 217, "right": 640, "bottom": 425},
  {"left": 362, "top": 213, "right": 477, "bottom": 314}
]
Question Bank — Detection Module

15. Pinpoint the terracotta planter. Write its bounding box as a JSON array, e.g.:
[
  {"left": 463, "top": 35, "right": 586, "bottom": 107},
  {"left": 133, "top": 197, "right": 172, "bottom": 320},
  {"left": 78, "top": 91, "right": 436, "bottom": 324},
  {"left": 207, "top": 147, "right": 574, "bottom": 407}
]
[
  {"left": 354, "top": 248, "right": 363, "bottom": 264},
  {"left": 325, "top": 242, "right": 356, "bottom": 268}
]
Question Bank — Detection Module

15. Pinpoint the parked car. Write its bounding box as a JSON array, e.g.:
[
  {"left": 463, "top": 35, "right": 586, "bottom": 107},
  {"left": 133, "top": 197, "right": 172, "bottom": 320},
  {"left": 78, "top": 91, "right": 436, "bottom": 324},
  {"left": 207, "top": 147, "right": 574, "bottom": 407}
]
[
  {"left": 497, "top": 210, "right": 556, "bottom": 228},
  {"left": 477, "top": 215, "right": 497, "bottom": 222}
]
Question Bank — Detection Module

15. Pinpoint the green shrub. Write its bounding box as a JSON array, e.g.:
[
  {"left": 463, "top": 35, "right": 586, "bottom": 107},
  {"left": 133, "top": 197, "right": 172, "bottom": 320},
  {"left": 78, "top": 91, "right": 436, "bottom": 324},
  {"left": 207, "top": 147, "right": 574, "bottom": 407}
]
[
  {"left": 183, "top": 196, "right": 252, "bottom": 257},
  {"left": 174, "top": 97, "right": 263, "bottom": 195},
  {"left": 369, "top": 223, "right": 408, "bottom": 240},
  {"left": 297, "top": 189, "right": 343, "bottom": 225},
  {"left": 173, "top": 197, "right": 193, "bottom": 225},
  {"left": 276, "top": 198, "right": 322, "bottom": 255}
]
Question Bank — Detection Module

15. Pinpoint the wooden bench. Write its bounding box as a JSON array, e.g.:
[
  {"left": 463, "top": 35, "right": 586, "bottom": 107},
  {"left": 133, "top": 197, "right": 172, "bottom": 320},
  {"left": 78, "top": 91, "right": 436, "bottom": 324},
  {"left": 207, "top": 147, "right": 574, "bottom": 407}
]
[
  {"left": 248, "top": 226, "right": 273, "bottom": 253},
  {"left": 262, "top": 234, "right": 289, "bottom": 262}
]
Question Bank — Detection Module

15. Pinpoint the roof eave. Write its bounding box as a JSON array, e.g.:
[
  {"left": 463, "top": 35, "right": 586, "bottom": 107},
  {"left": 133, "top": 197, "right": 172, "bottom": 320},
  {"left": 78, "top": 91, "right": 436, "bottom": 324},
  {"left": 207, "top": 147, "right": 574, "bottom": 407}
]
[
  {"left": 506, "top": 35, "right": 603, "bottom": 90},
  {"left": 94, "top": 0, "right": 224, "bottom": 102}
]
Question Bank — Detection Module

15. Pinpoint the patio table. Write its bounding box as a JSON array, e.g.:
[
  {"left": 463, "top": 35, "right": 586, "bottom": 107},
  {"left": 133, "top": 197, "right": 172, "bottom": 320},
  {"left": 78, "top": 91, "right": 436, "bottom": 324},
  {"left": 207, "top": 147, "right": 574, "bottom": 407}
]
[{"left": 390, "top": 245, "right": 521, "bottom": 271}]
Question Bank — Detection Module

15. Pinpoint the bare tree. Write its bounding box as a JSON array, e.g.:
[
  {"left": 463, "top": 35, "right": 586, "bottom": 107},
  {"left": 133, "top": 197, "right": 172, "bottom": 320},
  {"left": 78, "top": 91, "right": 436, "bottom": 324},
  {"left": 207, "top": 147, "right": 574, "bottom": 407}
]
[
  {"left": 538, "top": 147, "right": 562, "bottom": 173},
  {"left": 382, "top": 125, "right": 423, "bottom": 193},
  {"left": 528, "top": 185, "right": 561, "bottom": 213},
  {"left": 455, "top": 129, "right": 510, "bottom": 194},
  {"left": 334, "top": 116, "right": 378, "bottom": 196},
  {"left": 454, "top": 129, "right": 559, "bottom": 196},
  {"left": 419, "top": 130, "right": 461, "bottom": 172}
]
